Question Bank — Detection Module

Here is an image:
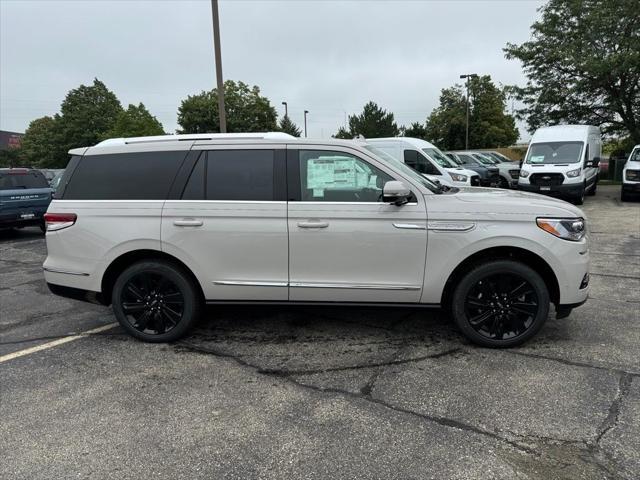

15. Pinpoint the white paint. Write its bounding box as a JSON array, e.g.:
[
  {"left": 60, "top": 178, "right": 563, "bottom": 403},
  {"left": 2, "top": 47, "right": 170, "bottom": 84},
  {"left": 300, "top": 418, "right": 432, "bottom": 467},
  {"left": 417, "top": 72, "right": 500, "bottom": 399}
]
[{"left": 0, "top": 323, "right": 118, "bottom": 364}]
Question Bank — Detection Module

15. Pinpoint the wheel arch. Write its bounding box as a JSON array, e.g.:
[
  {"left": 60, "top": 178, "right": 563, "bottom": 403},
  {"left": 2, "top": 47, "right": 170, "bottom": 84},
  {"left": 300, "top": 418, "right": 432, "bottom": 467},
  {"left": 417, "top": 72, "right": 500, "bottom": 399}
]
[
  {"left": 100, "top": 249, "right": 205, "bottom": 305},
  {"left": 441, "top": 246, "right": 560, "bottom": 310}
]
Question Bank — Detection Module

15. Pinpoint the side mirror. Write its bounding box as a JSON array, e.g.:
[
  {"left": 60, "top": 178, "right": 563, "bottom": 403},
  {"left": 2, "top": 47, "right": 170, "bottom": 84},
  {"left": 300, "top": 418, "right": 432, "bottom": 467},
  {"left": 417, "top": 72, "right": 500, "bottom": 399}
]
[
  {"left": 585, "top": 156, "right": 600, "bottom": 168},
  {"left": 383, "top": 181, "right": 410, "bottom": 205}
]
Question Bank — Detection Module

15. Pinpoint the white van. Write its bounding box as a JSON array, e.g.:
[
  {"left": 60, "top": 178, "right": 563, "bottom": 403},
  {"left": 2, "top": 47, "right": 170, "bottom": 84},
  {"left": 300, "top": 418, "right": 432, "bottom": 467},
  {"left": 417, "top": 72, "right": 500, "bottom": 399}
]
[
  {"left": 621, "top": 145, "right": 640, "bottom": 201},
  {"left": 518, "top": 125, "right": 601, "bottom": 205},
  {"left": 365, "top": 137, "right": 480, "bottom": 187}
]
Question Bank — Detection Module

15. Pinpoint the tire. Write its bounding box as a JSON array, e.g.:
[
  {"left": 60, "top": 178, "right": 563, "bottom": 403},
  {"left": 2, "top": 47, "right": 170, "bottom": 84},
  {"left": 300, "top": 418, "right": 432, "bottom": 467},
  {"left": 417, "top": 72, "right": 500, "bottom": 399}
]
[
  {"left": 621, "top": 190, "right": 630, "bottom": 202},
  {"left": 498, "top": 176, "right": 510, "bottom": 189},
  {"left": 39, "top": 221, "right": 46, "bottom": 233},
  {"left": 450, "top": 260, "right": 550, "bottom": 348},
  {"left": 112, "top": 260, "right": 202, "bottom": 342},
  {"left": 573, "top": 185, "right": 585, "bottom": 205},
  {"left": 587, "top": 179, "right": 597, "bottom": 196}
]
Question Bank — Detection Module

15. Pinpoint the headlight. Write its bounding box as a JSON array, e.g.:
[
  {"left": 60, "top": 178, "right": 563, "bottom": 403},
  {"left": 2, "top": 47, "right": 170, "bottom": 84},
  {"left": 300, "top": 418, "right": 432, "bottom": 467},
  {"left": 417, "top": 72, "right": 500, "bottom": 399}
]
[
  {"left": 449, "top": 173, "right": 468, "bottom": 182},
  {"left": 566, "top": 168, "right": 581, "bottom": 178},
  {"left": 537, "top": 217, "right": 586, "bottom": 241},
  {"left": 519, "top": 170, "right": 530, "bottom": 178},
  {"left": 626, "top": 170, "right": 639, "bottom": 181}
]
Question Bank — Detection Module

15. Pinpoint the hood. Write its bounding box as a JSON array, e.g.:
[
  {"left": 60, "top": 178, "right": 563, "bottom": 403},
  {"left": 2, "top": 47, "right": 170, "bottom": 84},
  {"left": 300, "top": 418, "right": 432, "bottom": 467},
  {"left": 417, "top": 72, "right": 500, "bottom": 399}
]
[
  {"left": 444, "top": 167, "right": 477, "bottom": 177},
  {"left": 430, "top": 187, "right": 585, "bottom": 219}
]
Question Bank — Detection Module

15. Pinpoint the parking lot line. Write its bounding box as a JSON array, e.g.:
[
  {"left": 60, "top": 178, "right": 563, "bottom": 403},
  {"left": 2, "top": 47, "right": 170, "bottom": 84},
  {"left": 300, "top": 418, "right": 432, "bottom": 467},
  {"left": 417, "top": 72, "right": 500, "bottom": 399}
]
[{"left": 0, "top": 323, "right": 117, "bottom": 364}]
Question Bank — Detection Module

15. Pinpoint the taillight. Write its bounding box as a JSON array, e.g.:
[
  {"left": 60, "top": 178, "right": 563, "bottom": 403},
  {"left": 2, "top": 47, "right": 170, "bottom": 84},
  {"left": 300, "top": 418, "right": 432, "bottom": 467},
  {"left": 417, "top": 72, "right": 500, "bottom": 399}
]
[{"left": 44, "top": 213, "right": 77, "bottom": 231}]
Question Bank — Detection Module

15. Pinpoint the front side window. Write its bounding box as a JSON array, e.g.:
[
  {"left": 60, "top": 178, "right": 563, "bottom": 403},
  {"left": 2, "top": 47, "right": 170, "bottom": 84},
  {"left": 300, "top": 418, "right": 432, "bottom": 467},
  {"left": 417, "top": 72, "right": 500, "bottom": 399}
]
[
  {"left": 525, "top": 142, "right": 584, "bottom": 164},
  {"left": 403, "top": 150, "right": 438, "bottom": 175},
  {"left": 298, "top": 150, "right": 392, "bottom": 202}
]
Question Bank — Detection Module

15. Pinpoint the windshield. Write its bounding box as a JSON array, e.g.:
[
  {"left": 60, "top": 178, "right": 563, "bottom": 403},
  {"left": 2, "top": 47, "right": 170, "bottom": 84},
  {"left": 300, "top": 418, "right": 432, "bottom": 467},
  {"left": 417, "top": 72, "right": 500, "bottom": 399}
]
[
  {"left": 526, "top": 141, "right": 584, "bottom": 164},
  {"left": 629, "top": 147, "right": 640, "bottom": 162},
  {"left": 0, "top": 171, "right": 50, "bottom": 190},
  {"left": 471, "top": 153, "right": 497, "bottom": 165},
  {"left": 422, "top": 148, "right": 458, "bottom": 168},
  {"left": 363, "top": 145, "right": 441, "bottom": 193}
]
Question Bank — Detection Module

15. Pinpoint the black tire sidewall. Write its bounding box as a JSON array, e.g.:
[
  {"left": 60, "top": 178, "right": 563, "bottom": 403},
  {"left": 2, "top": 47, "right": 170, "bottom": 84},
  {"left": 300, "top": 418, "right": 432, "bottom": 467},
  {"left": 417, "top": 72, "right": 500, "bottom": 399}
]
[
  {"left": 451, "top": 260, "right": 550, "bottom": 348},
  {"left": 112, "top": 260, "right": 201, "bottom": 342}
]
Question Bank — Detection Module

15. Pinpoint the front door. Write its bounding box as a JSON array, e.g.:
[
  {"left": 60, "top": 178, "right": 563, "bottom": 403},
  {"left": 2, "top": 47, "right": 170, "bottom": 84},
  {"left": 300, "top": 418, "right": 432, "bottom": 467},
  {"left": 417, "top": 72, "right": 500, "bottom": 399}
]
[{"left": 287, "top": 147, "right": 428, "bottom": 303}]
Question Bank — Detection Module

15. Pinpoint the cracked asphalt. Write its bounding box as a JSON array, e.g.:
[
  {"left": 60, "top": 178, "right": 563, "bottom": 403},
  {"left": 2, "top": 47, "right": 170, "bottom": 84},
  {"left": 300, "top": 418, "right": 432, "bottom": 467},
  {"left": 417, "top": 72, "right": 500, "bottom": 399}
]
[{"left": 1, "top": 185, "right": 639, "bottom": 479}]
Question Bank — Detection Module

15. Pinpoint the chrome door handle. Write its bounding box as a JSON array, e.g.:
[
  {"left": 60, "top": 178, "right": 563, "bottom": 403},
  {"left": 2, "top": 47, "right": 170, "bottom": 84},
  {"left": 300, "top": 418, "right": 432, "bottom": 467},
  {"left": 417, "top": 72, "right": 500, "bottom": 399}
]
[
  {"left": 173, "top": 219, "right": 203, "bottom": 227},
  {"left": 297, "top": 221, "right": 329, "bottom": 229}
]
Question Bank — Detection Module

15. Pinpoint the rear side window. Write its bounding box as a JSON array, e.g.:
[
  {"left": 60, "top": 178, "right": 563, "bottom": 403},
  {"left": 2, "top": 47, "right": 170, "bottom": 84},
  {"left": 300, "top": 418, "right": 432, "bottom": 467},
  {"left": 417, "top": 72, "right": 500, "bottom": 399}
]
[
  {"left": 181, "top": 150, "right": 275, "bottom": 201},
  {"left": 0, "top": 171, "right": 49, "bottom": 190},
  {"left": 63, "top": 151, "right": 188, "bottom": 200}
]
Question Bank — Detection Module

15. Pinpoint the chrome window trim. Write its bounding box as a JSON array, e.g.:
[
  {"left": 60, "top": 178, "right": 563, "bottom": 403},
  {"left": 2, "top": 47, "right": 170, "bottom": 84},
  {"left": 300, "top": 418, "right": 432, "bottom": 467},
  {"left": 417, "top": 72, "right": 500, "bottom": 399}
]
[{"left": 291, "top": 201, "right": 418, "bottom": 206}]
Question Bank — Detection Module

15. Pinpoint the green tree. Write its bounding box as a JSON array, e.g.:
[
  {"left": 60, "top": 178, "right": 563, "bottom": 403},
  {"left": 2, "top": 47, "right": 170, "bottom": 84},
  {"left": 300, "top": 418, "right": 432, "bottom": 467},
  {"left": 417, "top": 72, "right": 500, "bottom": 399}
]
[
  {"left": 401, "top": 122, "right": 427, "bottom": 139},
  {"left": 278, "top": 114, "right": 301, "bottom": 137},
  {"left": 105, "top": 103, "right": 165, "bottom": 139},
  {"left": 333, "top": 102, "right": 399, "bottom": 139},
  {"left": 425, "top": 76, "right": 518, "bottom": 150},
  {"left": 504, "top": 0, "right": 640, "bottom": 143},
  {"left": 20, "top": 115, "right": 67, "bottom": 168},
  {"left": 0, "top": 147, "right": 23, "bottom": 168},
  {"left": 58, "top": 78, "right": 123, "bottom": 153},
  {"left": 177, "top": 80, "right": 277, "bottom": 134}
]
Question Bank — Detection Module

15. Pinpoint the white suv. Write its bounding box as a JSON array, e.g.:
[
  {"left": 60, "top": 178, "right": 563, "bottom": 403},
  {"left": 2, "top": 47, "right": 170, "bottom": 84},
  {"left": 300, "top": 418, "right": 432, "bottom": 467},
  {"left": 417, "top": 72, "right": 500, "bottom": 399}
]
[{"left": 44, "top": 133, "right": 590, "bottom": 348}]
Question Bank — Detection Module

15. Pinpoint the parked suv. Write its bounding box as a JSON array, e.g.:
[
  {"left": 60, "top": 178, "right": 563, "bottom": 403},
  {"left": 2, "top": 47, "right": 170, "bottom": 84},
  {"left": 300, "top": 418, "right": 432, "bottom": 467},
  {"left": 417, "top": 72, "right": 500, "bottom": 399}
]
[
  {"left": 0, "top": 168, "right": 52, "bottom": 231},
  {"left": 468, "top": 152, "right": 520, "bottom": 189},
  {"left": 44, "top": 133, "right": 590, "bottom": 348}
]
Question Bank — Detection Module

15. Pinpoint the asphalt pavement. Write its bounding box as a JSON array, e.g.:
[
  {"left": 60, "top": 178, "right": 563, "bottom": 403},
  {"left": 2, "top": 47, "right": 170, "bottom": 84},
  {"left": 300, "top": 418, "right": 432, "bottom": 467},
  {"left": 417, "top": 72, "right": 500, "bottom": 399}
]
[{"left": 1, "top": 184, "right": 639, "bottom": 479}]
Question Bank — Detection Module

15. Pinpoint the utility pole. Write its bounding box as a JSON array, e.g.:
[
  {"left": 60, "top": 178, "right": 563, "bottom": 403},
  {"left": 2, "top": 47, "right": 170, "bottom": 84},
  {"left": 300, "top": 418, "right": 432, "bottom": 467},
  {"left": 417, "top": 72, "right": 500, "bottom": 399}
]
[
  {"left": 282, "top": 101, "right": 288, "bottom": 117},
  {"left": 304, "top": 110, "right": 309, "bottom": 138},
  {"left": 459, "top": 73, "right": 477, "bottom": 150},
  {"left": 211, "top": 0, "right": 226, "bottom": 133}
]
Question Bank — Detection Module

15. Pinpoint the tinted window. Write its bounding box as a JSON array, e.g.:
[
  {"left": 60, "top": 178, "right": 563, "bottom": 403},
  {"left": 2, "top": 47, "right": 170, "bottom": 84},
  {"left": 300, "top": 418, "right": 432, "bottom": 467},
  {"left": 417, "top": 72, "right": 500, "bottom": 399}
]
[
  {"left": 298, "top": 150, "right": 392, "bottom": 202},
  {"left": 182, "top": 155, "right": 205, "bottom": 200},
  {"left": 0, "top": 171, "right": 49, "bottom": 190},
  {"left": 206, "top": 150, "right": 274, "bottom": 201},
  {"left": 404, "top": 150, "right": 438, "bottom": 175},
  {"left": 64, "top": 151, "right": 187, "bottom": 200}
]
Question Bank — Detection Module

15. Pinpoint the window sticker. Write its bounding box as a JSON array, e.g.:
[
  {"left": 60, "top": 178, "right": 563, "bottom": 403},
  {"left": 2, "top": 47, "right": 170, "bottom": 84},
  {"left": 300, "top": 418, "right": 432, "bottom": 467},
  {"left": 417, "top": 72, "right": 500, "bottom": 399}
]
[{"left": 530, "top": 155, "right": 545, "bottom": 163}]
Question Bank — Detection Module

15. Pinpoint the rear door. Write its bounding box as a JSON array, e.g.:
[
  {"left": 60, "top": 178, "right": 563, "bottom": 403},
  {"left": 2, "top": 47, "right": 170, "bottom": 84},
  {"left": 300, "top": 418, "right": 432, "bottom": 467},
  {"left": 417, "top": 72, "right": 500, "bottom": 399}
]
[
  {"left": 286, "top": 146, "right": 428, "bottom": 303},
  {"left": 161, "top": 145, "right": 289, "bottom": 301}
]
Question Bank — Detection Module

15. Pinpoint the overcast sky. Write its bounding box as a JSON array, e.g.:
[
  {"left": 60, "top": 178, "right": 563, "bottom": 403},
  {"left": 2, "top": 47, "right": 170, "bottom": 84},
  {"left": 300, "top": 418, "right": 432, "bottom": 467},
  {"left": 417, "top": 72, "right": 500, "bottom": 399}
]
[{"left": 0, "top": 0, "right": 544, "bottom": 140}]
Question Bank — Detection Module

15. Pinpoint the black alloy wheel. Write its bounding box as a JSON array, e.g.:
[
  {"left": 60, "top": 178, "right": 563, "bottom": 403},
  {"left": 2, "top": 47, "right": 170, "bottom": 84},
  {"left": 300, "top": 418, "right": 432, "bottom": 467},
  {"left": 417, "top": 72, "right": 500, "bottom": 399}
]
[
  {"left": 451, "top": 260, "right": 549, "bottom": 347},
  {"left": 121, "top": 272, "right": 184, "bottom": 335},
  {"left": 112, "top": 260, "right": 202, "bottom": 342},
  {"left": 464, "top": 273, "right": 538, "bottom": 341}
]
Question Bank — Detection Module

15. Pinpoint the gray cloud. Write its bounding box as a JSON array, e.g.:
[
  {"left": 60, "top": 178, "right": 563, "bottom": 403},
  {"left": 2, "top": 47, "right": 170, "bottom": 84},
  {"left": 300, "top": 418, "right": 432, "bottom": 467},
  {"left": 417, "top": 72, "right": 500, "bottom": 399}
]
[{"left": 0, "top": 0, "right": 543, "bottom": 139}]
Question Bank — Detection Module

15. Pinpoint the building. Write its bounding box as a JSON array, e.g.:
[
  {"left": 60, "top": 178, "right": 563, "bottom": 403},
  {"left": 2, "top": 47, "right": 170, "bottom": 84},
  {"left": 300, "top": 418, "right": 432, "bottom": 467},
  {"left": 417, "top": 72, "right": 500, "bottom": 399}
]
[{"left": 0, "top": 130, "right": 24, "bottom": 150}]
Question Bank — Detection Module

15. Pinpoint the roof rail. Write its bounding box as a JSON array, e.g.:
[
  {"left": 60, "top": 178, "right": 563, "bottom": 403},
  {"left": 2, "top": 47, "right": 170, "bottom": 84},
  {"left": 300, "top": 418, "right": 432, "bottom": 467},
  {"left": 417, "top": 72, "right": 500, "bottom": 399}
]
[{"left": 95, "top": 132, "right": 295, "bottom": 147}]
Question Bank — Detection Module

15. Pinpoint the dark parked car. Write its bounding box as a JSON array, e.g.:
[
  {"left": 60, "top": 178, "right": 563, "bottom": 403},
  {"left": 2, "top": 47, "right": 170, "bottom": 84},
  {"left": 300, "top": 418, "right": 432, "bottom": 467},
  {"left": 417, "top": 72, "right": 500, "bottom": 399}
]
[
  {"left": 445, "top": 152, "right": 500, "bottom": 187},
  {"left": 0, "top": 168, "right": 53, "bottom": 231}
]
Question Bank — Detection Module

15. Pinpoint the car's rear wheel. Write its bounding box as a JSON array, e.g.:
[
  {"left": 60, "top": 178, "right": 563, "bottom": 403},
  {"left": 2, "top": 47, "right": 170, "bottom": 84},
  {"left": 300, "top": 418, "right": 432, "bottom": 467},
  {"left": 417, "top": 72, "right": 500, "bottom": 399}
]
[
  {"left": 112, "top": 260, "right": 202, "bottom": 342},
  {"left": 450, "top": 260, "right": 549, "bottom": 348}
]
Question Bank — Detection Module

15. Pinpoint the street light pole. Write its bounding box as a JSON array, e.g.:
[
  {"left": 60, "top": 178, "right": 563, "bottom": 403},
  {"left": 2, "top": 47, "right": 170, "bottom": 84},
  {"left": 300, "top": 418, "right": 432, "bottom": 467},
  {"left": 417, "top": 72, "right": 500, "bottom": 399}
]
[
  {"left": 211, "top": 0, "right": 226, "bottom": 133},
  {"left": 282, "top": 101, "right": 288, "bottom": 117},
  {"left": 459, "top": 73, "right": 477, "bottom": 150},
  {"left": 304, "top": 110, "right": 309, "bottom": 138}
]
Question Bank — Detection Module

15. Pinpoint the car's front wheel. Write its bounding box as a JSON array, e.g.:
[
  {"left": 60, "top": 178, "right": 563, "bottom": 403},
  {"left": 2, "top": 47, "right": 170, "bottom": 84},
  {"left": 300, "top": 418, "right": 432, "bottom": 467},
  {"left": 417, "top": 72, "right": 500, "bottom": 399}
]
[
  {"left": 450, "top": 260, "right": 550, "bottom": 348},
  {"left": 112, "top": 260, "right": 202, "bottom": 342}
]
